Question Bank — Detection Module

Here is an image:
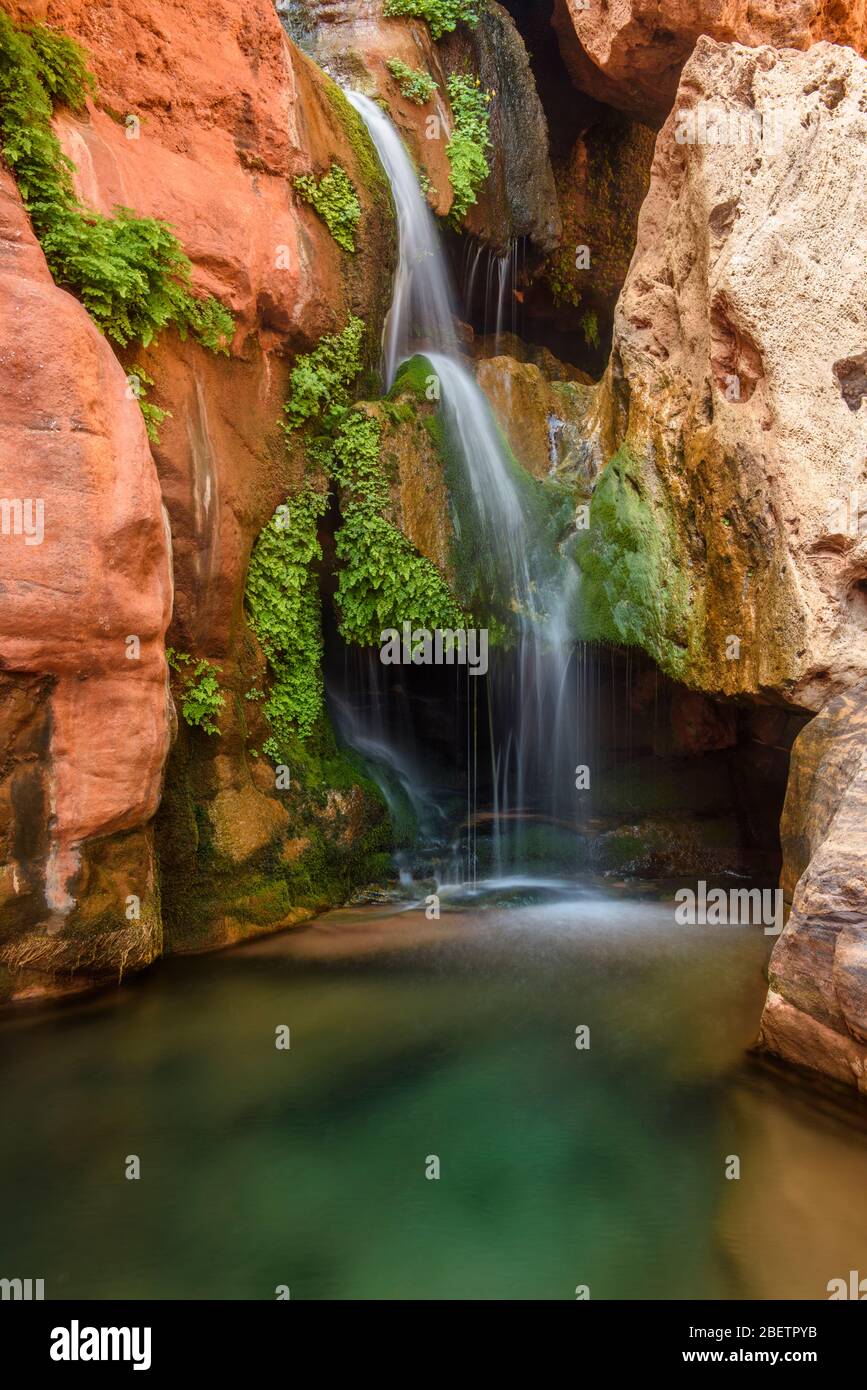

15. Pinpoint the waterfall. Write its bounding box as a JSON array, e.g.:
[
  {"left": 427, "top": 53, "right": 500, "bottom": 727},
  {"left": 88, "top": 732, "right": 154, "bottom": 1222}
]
[
  {"left": 336, "top": 92, "right": 582, "bottom": 881},
  {"left": 462, "top": 237, "right": 523, "bottom": 353},
  {"left": 344, "top": 93, "right": 458, "bottom": 385}
]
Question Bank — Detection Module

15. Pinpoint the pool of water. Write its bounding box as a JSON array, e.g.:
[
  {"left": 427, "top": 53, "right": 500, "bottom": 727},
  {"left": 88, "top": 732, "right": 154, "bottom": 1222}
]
[{"left": 2, "top": 878, "right": 866, "bottom": 1300}]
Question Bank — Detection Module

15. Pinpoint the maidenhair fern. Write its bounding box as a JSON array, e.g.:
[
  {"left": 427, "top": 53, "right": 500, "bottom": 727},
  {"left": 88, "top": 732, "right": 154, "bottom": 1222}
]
[
  {"left": 385, "top": 59, "right": 437, "bottom": 106},
  {"left": 445, "top": 73, "right": 492, "bottom": 224},
  {"left": 330, "top": 410, "right": 468, "bottom": 646},
  {"left": 0, "top": 15, "right": 234, "bottom": 352},
  {"left": 129, "top": 364, "right": 172, "bottom": 444},
  {"left": 248, "top": 316, "right": 465, "bottom": 748},
  {"left": 245, "top": 490, "right": 329, "bottom": 753},
  {"left": 294, "top": 163, "right": 361, "bottom": 253},
  {"left": 166, "top": 650, "right": 226, "bottom": 736},
  {"left": 283, "top": 316, "right": 366, "bottom": 434},
  {"left": 382, "top": 0, "right": 483, "bottom": 41}
]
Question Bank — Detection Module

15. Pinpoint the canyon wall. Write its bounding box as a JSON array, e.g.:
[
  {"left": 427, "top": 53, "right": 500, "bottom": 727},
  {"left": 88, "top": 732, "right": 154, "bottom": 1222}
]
[
  {"left": 553, "top": 0, "right": 867, "bottom": 125},
  {"left": 0, "top": 165, "right": 172, "bottom": 998},
  {"left": 577, "top": 34, "right": 867, "bottom": 1090},
  {"left": 0, "top": 0, "right": 398, "bottom": 994},
  {"left": 582, "top": 37, "right": 867, "bottom": 709}
]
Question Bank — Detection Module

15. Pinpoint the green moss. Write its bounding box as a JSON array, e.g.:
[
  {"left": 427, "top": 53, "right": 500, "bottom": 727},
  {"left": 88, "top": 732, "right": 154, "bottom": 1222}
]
[
  {"left": 166, "top": 650, "right": 225, "bottom": 735},
  {"left": 386, "top": 58, "right": 437, "bottom": 105},
  {"left": 322, "top": 78, "right": 392, "bottom": 207},
  {"left": 445, "top": 73, "right": 492, "bottom": 225},
  {"left": 156, "top": 719, "right": 393, "bottom": 955},
  {"left": 0, "top": 15, "right": 234, "bottom": 351},
  {"left": 294, "top": 162, "right": 360, "bottom": 253},
  {"left": 573, "top": 445, "right": 692, "bottom": 677},
  {"left": 390, "top": 354, "right": 434, "bottom": 399},
  {"left": 331, "top": 409, "right": 467, "bottom": 645},
  {"left": 245, "top": 489, "right": 328, "bottom": 752},
  {"left": 382, "top": 0, "right": 483, "bottom": 40}
]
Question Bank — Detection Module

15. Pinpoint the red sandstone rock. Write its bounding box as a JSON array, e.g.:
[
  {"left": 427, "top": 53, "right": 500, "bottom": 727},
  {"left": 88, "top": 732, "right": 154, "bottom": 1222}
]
[
  {"left": 0, "top": 0, "right": 396, "bottom": 988},
  {"left": 758, "top": 679, "right": 867, "bottom": 1091},
  {"left": 0, "top": 167, "right": 172, "bottom": 983},
  {"left": 553, "top": 0, "right": 867, "bottom": 125}
]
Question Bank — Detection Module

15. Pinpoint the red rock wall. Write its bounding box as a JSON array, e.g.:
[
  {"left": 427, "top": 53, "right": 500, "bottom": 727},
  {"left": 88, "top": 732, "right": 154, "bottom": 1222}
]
[
  {"left": 0, "top": 0, "right": 396, "bottom": 997},
  {"left": 553, "top": 0, "right": 867, "bottom": 126},
  {"left": 0, "top": 166, "right": 172, "bottom": 996}
]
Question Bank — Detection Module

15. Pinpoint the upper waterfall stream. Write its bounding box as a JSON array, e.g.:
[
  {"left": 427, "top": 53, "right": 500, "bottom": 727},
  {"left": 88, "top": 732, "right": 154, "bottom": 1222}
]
[{"left": 339, "top": 92, "right": 583, "bottom": 881}]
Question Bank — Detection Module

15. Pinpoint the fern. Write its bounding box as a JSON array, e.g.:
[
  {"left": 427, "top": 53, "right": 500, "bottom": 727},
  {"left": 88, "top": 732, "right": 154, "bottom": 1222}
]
[
  {"left": 446, "top": 73, "right": 492, "bottom": 224},
  {"left": 382, "top": 0, "right": 483, "bottom": 41},
  {"left": 385, "top": 59, "right": 437, "bottom": 106},
  {"left": 166, "top": 650, "right": 225, "bottom": 736},
  {"left": 245, "top": 491, "right": 329, "bottom": 749},
  {"left": 0, "top": 15, "right": 234, "bottom": 351},
  {"left": 294, "top": 163, "right": 360, "bottom": 253}
]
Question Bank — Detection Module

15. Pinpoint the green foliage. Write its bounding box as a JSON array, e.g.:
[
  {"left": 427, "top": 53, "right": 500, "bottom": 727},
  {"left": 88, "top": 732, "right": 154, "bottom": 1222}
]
[
  {"left": 23, "top": 22, "right": 94, "bottom": 108},
  {"left": 294, "top": 162, "right": 360, "bottom": 253},
  {"left": 394, "top": 355, "right": 572, "bottom": 634},
  {"left": 445, "top": 73, "right": 492, "bottom": 225},
  {"left": 332, "top": 410, "right": 467, "bottom": 645},
  {"left": 385, "top": 58, "right": 437, "bottom": 105},
  {"left": 167, "top": 650, "right": 225, "bottom": 735},
  {"left": 129, "top": 364, "right": 171, "bottom": 444},
  {"left": 0, "top": 14, "right": 234, "bottom": 350},
  {"left": 283, "top": 316, "right": 365, "bottom": 434},
  {"left": 545, "top": 252, "right": 582, "bottom": 310},
  {"left": 330, "top": 408, "right": 388, "bottom": 502},
  {"left": 572, "top": 445, "right": 692, "bottom": 677},
  {"left": 249, "top": 316, "right": 368, "bottom": 757},
  {"left": 382, "top": 0, "right": 483, "bottom": 41},
  {"left": 335, "top": 504, "right": 467, "bottom": 646},
  {"left": 245, "top": 490, "right": 328, "bottom": 753},
  {"left": 581, "top": 310, "right": 600, "bottom": 350}
]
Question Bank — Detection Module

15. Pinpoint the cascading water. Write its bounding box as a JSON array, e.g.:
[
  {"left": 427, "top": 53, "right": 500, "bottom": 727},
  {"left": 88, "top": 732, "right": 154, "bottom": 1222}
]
[
  {"left": 334, "top": 92, "right": 584, "bottom": 881},
  {"left": 344, "top": 93, "right": 459, "bottom": 380},
  {"left": 463, "top": 237, "right": 524, "bottom": 353}
]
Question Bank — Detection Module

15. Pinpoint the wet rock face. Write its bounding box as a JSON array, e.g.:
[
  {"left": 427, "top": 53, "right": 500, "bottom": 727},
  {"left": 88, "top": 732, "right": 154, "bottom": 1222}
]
[
  {"left": 591, "top": 38, "right": 867, "bottom": 709},
  {"left": 474, "top": 350, "right": 596, "bottom": 480},
  {"left": 0, "top": 171, "right": 172, "bottom": 999},
  {"left": 457, "top": 1, "right": 561, "bottom": 254},
  {"left": 759, "top": 680, "right": 867, "bottom": 1093},
  {"left": 283, "top": 0, "right": 458, "bottom": 218},
  {"left": 292, "top": 0, "right": 561, "bottom": 253},
  {"left": 533, "top": 111, "right": 654, "bottom": 372},
  {"left": 552, "top": 0, "right": 867, "bottom": 126}
]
